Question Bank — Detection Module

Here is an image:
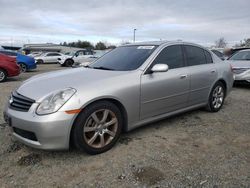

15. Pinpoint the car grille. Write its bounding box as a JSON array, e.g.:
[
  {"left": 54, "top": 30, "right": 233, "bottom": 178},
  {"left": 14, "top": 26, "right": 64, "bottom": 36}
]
[
  {"left": 233, "top": 68, "right": 249, "bottom": 74},
  {"left": 9, "top": 91, "right": 35, "bottom": 112}
]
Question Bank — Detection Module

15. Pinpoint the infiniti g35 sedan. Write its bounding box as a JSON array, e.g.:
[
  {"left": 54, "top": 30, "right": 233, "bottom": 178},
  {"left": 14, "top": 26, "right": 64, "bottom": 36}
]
[{"left": 3, "top": 41, "right": 234, "bottom": 154}]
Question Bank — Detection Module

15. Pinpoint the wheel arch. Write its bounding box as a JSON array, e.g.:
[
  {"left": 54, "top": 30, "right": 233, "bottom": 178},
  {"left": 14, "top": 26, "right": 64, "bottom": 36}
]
[
  {"left": 69, "top": 97, "right": 128, "bottom": 148},
  {"left": 0, "top": 67, "right": 8, "bottom": 76},
  {"left": 18, "top": 62, "right": 28, "bottom": 66},
  {"left": 217, "top": 79, "right": 227, "bottom": 96}
]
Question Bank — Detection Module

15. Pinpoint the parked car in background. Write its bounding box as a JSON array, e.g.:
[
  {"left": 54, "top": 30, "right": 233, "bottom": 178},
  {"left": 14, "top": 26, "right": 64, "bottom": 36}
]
[
  {"left": 27, "top": 52, "right": 43, "bottom": 57},
  {"left": 35, "top": 52, "right": 64, "bottom": 64},
  {"left": 72, "top": 50, "right": 110, "bottom": 68},
  {"left": 211, "top": 49, "right": 226, "bottom": 60},
  {"left": 4, "top": 41, "right": 234, "bottom": 154},
  {"left": 0, "top": 50, "right": 36, "bottom": 72},
  {"left": 58, "top": 50, "right": 94, "bottom": 67},
  {"left": 0, "top": 53, "right": 20, "bottom": 82},
  {"left": 227, "top": 49, "right": 250, "bottom": 83}
]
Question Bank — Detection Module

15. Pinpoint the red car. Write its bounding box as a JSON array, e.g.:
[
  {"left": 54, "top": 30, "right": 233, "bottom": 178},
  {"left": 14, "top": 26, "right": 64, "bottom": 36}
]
[{"left": 0, "top": 53, "right": 20, "bottom": 82}]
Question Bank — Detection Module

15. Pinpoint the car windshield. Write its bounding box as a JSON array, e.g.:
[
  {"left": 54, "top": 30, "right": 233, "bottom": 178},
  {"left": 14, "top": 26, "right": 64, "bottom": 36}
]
[
  {"left": 0, "top": 50, "right": 17, "bottom": 57},
  {"left": 229, "top": 51, "right": 250, "bottom": 61},
  {"left": 65, "top": 52, "right": 75, "bottom": 56},
  {"left": 89, "top": 45, "right": 158, "bottom": 71}
]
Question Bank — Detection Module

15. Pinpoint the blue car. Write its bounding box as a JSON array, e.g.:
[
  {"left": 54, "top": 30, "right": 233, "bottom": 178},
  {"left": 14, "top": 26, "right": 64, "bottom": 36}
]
[{"left": 0, "top": 50, "right": 36, "bottom": 72}]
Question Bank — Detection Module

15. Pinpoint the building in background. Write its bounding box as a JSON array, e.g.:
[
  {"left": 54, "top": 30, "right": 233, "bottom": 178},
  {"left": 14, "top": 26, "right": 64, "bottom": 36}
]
[{"left": 21, "top": 43, "right": 91, "bottom": 54}]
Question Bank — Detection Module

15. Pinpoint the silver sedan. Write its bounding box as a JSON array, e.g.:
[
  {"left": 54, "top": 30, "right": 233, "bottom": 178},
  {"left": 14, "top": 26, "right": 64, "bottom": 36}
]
[{"left": 3, "top": 41, "right": 234, "bottom": 154}]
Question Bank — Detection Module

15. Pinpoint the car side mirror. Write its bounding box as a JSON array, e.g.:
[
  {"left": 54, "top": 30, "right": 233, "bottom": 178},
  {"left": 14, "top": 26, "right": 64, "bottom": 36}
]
[{"left": 151, "top": 64, "right": 169, "bottom": 73}]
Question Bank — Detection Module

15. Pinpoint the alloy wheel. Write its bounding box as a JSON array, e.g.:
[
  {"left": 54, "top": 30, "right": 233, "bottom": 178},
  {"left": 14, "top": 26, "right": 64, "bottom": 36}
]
[
  {"left": 0, "top": 70, "right": 6, "bottom": 82},
  {"left": 83, "top": 109, "right": 118, "bottom": 148},
  {"left": 212, "top": 86, "right": 224, "bottom": 109},
  {"left": 20, "top": 64, "right": 27, "bottom": 72}
]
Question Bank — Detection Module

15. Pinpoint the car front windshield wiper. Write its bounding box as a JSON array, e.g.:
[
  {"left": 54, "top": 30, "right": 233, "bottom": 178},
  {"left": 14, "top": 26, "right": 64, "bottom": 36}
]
[{"left": 92, "top": 66, "right": 114, "bottom": 71}]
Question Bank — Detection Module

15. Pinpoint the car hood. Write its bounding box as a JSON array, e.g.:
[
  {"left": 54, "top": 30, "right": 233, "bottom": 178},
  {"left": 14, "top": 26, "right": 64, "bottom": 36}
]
[
  {"left": 17, "top": 68, "right": 129, "bottom": 101},
  {"left": 17, "top": 53, "right": 34, "bottom": 61},
  {"left": 227, "top": 60, "right": 250, "bottom": 69}
]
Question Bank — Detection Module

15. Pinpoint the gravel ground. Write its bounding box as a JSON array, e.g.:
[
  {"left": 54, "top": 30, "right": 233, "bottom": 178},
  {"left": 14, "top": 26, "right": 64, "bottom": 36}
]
[{"left": 0, "top": 64, "right": 249, "bottom": 188}]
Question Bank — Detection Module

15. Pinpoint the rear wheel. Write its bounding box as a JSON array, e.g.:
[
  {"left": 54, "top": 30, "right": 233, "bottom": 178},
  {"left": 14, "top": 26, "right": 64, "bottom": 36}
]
[
  {"left": 206, "top": 82, "right": 225, "bottom": 112},
  {"left": 37, "top": 59, "right": 44, "bottom": 64},
  {"left": 64, "top": 59, "right": 74, "bottom": 67},
  {"left": 0, "top": 69, "right": 7, "bottom": 82},
  {"left": 72, "top": 101, "right": 122, "bottom": 154},
  {"left": 20, "top": 63, "right": 27, "bottom": 72}
]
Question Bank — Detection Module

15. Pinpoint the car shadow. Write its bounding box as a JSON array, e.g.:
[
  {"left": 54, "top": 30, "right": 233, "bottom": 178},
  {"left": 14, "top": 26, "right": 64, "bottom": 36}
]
[
  {"left": 15, "top": 108, "right": 205, "bottom": 161},
  {"left": 233, "top": 81, "right": 250, "bottom": 89}
]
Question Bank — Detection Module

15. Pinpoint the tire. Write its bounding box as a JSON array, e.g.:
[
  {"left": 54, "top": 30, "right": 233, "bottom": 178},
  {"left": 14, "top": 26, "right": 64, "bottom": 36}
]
[
  {"left": 64, "top": 59, "right": 74, "bottom": 67},
  {"left": 0, "top": 69, "right": 7, "bottom": 82},
  {"left": 20, "top": 63, "right": 27, "bottom": 72},
  {"left": 72, "top": 101, "right": 123, "bottom": 154},
  {"left": 206, "top": 81, "right": 226, "bottom": 112},
  {"left": 37, "top": 59, "right": 44, "bottom": 64}
]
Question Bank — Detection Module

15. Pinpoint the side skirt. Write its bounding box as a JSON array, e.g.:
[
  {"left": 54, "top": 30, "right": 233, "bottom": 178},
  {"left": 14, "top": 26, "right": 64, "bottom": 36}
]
[{"left": 127, "top": 103, "right": 207, "bottom": 132}]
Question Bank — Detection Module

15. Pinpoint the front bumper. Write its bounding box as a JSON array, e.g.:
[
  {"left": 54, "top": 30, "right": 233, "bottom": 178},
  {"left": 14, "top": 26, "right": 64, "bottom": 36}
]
[
  {"left": 234, "top": 69, "right": 250, "bottom": 82},
  {"left": 27, "top": 63, "right": 37, "bottom": 70},
  {"left": 57, "top": 59, "right": 65, "bottom": 65},
  {"left": 3, "top": 103, "right": 75, "bottom": 150}
]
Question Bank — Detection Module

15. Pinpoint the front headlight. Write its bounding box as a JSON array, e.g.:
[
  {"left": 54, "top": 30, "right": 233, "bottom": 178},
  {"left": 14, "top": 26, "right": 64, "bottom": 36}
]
[{"left": 36, "top": 88, "right": 76, "bottom": 115}]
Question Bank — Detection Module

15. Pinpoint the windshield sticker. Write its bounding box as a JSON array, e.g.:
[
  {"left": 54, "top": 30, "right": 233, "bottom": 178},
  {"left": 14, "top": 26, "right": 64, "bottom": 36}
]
[{"left": 137, "top": 46, "right": 155, "bottom": 50}]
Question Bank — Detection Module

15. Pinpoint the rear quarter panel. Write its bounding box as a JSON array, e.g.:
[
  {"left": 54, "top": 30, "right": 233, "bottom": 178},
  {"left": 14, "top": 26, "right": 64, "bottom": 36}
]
[{"left": 213, "top": 54, "right": 234, "bottom": 96}]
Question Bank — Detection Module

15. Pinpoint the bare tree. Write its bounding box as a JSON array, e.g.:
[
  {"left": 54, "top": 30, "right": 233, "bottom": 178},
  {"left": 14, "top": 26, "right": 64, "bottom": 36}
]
[
  {"left": 234, "top": 38, "right": 250, "bottom": 47},
  {"left": 243, "top": 38, "right": 250, "bottom": 47},
  {"left": 215, "top": 37, "right": 227, "bottom": 48}
]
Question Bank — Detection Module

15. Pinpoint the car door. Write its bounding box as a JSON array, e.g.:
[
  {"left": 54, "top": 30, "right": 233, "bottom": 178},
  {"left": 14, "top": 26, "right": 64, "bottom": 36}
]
[
  {"left": 52, "top": 53, "right": 62, "bottom": 62},
  {"left": 183, "top": 45, "right": 218, "bottom": 106},
  {"left": 140, "top": 45, "right": 190, "bottom": 120},
  {"left": 43, "top": 53, "right": 53, "bottom": 63}
]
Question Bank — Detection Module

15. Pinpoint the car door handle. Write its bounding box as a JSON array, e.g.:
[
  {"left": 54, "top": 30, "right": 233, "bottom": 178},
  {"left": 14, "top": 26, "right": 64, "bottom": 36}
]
[
  {"left": 180, "top": 74, "right": 188, "bottom": 79},
  {"left": 211, "top": 70, "right": 216, "bottom": 73}
]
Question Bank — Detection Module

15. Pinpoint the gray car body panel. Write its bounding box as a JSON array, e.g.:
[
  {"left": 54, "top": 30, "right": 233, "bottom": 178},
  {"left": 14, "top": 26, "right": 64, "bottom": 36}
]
[{"left": 4, "top": 41, "right": 234, "bottom": 150}]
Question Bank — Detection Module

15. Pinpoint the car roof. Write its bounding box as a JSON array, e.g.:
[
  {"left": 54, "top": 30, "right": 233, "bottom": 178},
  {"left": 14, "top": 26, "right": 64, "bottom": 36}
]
[
  {"left": 123, "top": 40, "right": 207, "bottom": 49},
  {"left": 236, "top": 49, "right": 250, "bottom": 52}
]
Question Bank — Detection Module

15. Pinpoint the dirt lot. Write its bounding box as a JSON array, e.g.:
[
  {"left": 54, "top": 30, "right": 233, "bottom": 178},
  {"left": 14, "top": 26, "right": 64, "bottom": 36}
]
[{"left": 0, "top": 64, "right": 249, "bottom": 187}]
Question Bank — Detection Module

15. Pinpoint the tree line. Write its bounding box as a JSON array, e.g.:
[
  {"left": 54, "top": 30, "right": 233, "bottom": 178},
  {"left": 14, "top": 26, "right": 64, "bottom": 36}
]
[
  {"left": 214, "top": 37, "right": 250, "bottom": 48},
  {"left": 60, "top": 40, "right": 116, "bottom": 50},
  {"left": 60, "top": 38, "right": 250, "bottom": 50}
]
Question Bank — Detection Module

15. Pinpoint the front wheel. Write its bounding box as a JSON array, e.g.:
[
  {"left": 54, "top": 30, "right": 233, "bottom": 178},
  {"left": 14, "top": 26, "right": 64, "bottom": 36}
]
[
  {"left": 36, "top": 59, "right": 44, "bottom": 64},
  {"left": 64, "top": 59, "right": 74, "bottom": 67},
  {"left": 20, "top": 63, "right": 27, "bottom": 72},
  {"left": 0, "top": 69, "right": 7, "bottom": 82},
  {"left": 206, "top": 82, "right": 225, "bottom": 112},
  {"left": 72, "top": 101, "right": 122, "bottom": 154}
]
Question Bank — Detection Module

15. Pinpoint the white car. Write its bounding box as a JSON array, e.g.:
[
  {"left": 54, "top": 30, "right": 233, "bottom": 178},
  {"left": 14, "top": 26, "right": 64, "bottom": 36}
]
[
  {"left": 35, "top": 52, "right": 64, "bottom": 64},
  {"left": 27, "top": 52, "right": 43, "bottom": 57},
  {"left": 72, "top": 50, "right": 111, "bottom": 68},
  {"left": 58, "top": 50, "right": 94, "bottom": 67},
  {"left": 227, "top": 49, "right": 250, "bottom": 83}
]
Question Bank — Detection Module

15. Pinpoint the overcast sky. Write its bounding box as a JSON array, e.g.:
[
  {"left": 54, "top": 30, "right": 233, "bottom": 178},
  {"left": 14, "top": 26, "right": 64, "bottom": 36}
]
[{"left": 0, "top": 0, "right": 249, "bottom": 47}]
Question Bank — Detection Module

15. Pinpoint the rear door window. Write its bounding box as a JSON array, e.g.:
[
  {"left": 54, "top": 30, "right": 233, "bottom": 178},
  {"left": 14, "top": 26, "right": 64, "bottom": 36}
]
[
  {"left": 184, "top": 45, "right": 207, "bottom": 66},
  {"left": 204, "top": 50, "right": 213, "bottom": 64}
]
